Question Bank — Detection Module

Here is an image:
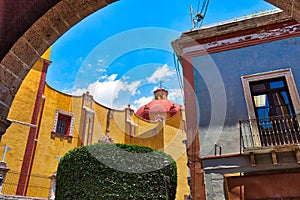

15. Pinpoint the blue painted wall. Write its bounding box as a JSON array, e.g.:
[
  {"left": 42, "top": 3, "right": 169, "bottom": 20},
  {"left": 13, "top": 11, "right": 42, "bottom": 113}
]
[{"left": 193, "top": 36, "right": 300, "bottom": 155}]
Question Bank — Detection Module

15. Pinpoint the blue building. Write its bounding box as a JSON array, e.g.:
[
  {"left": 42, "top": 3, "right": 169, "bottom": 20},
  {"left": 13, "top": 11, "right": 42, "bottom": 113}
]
[{"left": 173, "top": 10, "right": 300, "bottom": 200}]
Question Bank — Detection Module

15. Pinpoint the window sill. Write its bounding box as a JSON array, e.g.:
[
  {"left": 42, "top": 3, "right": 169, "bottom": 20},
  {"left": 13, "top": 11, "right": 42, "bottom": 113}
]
[{"left": 51, "top": 131, "right": 72, "bottom": 143}]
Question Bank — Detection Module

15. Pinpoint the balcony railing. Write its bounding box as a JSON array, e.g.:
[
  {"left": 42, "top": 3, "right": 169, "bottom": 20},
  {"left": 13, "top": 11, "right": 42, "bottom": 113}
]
[{"left": 240, "top": 115, "right": 300, "bottom": 150}]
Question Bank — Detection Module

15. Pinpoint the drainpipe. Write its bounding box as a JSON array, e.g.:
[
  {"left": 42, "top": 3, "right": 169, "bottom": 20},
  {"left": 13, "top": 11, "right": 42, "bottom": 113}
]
[
  {"left": 16, "top": 58, "right": 50, "bottom": 196},
  {"left": 24, "top": 95, "right": 46, "bottom": 195}
]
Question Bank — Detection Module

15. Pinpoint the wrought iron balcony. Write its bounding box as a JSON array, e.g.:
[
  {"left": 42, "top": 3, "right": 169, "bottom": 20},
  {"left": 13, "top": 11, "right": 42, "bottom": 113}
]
[{"left": 240, "top": 115, "right": 300, "bottom": 150}]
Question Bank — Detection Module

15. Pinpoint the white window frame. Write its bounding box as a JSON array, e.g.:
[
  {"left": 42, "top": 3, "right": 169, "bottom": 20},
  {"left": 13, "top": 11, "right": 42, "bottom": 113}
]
[
  {"left": 241, "top": 68, "right": 300, "bottom": 147},
  {"left": 51, "top": 109, "right": 74, "bottom": 142}
]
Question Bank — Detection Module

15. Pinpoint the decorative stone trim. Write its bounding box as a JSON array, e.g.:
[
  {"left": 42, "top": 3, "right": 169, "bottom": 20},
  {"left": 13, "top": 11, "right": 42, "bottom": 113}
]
[
  {"left": 242, "top": 68, "right": 300, "bottom": 117},
  {"left": 50, "top": 131, "right": 72, "bottom": 143},
  {"left": 125, "top": 106, "right": 138, "bottom": 137},
  {"left": 48, "top": 171, "right": 56, "bottom": 200},
  {"left": 98, "top": 135, "right": 114, "bottom": 143},
  {"left": 8, "top": 119, "right": 36, "bottom": 128},
  {"left": 241, "top": 68, "right": 300, "bottom": 147},
  {"left": 51, "top": 109, "right": 74, "bottom": 143}
]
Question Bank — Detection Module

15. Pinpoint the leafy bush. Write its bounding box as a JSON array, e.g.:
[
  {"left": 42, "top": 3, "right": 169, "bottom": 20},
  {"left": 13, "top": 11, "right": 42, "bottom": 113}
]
[{"left": 55, "top": 143, "right": 177, "bottom": 200}]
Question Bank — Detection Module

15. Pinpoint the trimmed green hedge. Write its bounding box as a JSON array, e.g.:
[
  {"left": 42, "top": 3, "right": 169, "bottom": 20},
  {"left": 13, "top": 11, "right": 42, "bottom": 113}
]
[{"left": 55, "top": 143, "right": 177, "bottom": 200}]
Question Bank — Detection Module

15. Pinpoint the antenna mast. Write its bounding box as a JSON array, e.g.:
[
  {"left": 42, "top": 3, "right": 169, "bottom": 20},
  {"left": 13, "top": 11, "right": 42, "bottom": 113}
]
[
  {"left": 190, "top": 5, "right": 196, "bottom": 29},
  {"left": 190, "top": 0, "right": 210, "bottom": 29}
]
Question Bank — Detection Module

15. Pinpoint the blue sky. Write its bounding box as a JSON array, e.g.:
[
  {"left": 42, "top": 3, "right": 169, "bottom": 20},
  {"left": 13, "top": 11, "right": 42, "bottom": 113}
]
[{"left": 48, "top": 0, "right": 276, "bottom": 111}]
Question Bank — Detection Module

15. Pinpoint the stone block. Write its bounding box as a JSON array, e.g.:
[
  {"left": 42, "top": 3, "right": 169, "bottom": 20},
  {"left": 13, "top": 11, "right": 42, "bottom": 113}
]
[
  {"left": 2, "top": 92, "right": 14, "bottom": 109},
  {"left": 0, "top": 70, "right": 20, "bottom": 107},
  {"left": 45, "top": 7, "right": 70, "bottom": 36},
  {"left": 55, "top": 1, "right": 81, "bottom": 27},
  {"left": 293, "top": 3, "right": 300, "bottom": 20},
  {"left": 23, "top": 28, "right": 51, "bottom": 57},
  {"left": 66, "top": 0, "right": 94, "bottom": 19},
  {"left": 0, "top": 106, "right": 9, "bottom": 117},
  {"left": 0, "top": 64, "right": 21, "bottom": 89},
  {"left": 10, "top": 38, "right": 40, "bottom": 68},
  {"left": 85, "top": 0, "right": 109, "bottom": 12},
  {"left": 295, "top": 1, "right": 300, "bottom": 10},
  {"left": 0, "top": 105, "right": 9, "bottom": 119},
  {"left": 265, "top": 0, "right": 294, "bottom": 16},
  {"left": 105, "top": 0, "right": 118, "bottom": 4},
  {"left": 8, "top": 78, "right": 22, "bottom": 99},
  {"left": 0, "top": 80, "right": 8, "bottom": 91},
  {"left": 31, "top": 17, "right": 60, "bottom": 49},
  {"left": 0, "top": 83, "right": 9, "bottom": 105},
  {"left": 1, "top": 52, "right": 30, "bottom": 79}
]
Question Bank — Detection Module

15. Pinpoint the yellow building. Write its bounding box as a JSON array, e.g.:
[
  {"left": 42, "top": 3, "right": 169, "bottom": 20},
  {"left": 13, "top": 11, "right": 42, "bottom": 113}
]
[{"left": 1, "top": 49, "right": 189, "bottom": 199}]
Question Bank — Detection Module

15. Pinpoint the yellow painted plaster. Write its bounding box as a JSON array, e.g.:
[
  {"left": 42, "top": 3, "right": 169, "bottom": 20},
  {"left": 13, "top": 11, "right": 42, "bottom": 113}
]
[
  {"left": 2, "top": 55, "right": 189, "bottom": 199},
  {"left": 26, "top": 86, "right": 82, "bottom": 198},
  {"left": 41, "top": 47, "right": 52, "bottom": 60},
  {"left": 1, "top": 59, "right": 45, "bottom": 195}
]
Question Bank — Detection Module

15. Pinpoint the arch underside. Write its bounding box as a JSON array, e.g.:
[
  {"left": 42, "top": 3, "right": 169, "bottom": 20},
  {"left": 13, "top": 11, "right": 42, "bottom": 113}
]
[
  {"left": 0, "top": 0, "right": 117, "bottom": 135},
  {"left": 0, "top": 1, "right": 298, "bottom": 135}
]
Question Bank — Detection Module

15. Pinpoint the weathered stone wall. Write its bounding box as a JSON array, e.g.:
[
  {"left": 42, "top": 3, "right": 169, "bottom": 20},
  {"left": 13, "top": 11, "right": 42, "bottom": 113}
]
[
  {"left": 265, "top": 0, "right": 300, "bottom": 23},
  {"left": 0, "top": 1, "right": 60, "bottom": 61}
]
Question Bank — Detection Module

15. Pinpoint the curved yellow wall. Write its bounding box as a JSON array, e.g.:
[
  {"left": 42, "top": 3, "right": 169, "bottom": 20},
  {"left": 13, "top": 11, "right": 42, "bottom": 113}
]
[
  {"left": 1, "top": 52, "right": 189, "bottom": 199},
  {"left": 26, "top": 86, "right": 82, "bottom": 197},
  {"left": 1, "top": 58, "right": 45, "bottom": 195}
]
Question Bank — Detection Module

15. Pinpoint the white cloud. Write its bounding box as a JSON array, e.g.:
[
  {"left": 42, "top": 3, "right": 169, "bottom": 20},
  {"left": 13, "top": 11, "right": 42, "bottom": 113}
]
[
  {"left": 61, "top": 88, "right": 73, "bottom": 94},
  {"left": 129, "top": 104, "right": 138, "bottom": 112},
  {"left": 65, "top": 74, "right": 142, "bottom": 109},
  {"left": 133, "top": 96, "right": 153, "bottom": 109},
  {"left": 147, "top": 64, "right": 176, "bottom": 83},
  {"left": 99, "top": 75, "right": 108, "bottom": 80},
  {"left": 108, "top": 74, "right": 118, "bottom": 81},
  {"left": 96, "top": 59, "right": 105, "bottom": 67},
  {"left": 60, "top": 64, "right": 182, "bottom": 110},
  {"left": 124, "top": 80, "right": 141, "bottom": 95},
  {"left": 98, "top": 59, "right": 105, "bottom": 63},
  {"left": 168, "top": 88, "right": 184, "bottom": 105},
  {"left": 96, "top": 68, "right": 106, "bottom": 73}
]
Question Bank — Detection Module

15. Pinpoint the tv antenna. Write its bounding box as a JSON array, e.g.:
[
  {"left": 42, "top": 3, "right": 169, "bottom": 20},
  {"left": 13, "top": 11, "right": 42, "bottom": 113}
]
[{"left": 190, "top": 0, "right": 210, "bottom": 29}]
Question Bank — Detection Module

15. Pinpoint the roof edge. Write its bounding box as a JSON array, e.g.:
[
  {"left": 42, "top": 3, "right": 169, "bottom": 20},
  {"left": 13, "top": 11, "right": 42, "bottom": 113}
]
[{"left": 172, "top": 10, "right": 294, "bottom": 57}]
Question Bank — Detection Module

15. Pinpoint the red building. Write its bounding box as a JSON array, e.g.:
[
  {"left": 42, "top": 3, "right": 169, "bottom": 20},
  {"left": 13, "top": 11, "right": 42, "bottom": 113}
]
[{"left": 136, "top": 88, "right": 181, "bottom": 121}]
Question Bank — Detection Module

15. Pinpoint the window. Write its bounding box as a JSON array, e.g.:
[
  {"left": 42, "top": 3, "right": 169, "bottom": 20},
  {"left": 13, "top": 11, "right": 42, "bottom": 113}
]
[
  {"left": 250, "top": 78, "right": 294, "bottom": 120},
  {"left": 56, "top": 114, "right": 71, "bottom": 135},
  {"left": 51, "top": 109, "right": 74, "bottom": 142},
  {"left": 242, "top": 69, "right": 300, "bottom": 147}
]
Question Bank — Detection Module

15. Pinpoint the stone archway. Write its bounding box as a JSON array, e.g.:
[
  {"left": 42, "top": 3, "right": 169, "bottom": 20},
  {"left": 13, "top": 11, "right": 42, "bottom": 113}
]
[
  {"left": 0, "top": 0, "right": 300, "bottom": 199},
  {"left": 0, "top": 0, "right": 117, "bottom": 135},
  {"left": 265, "top": 0, "right": 300, "bottom": 22},
  {"left": 0, "top": 0, "right": 299, "bottom": 135}
]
